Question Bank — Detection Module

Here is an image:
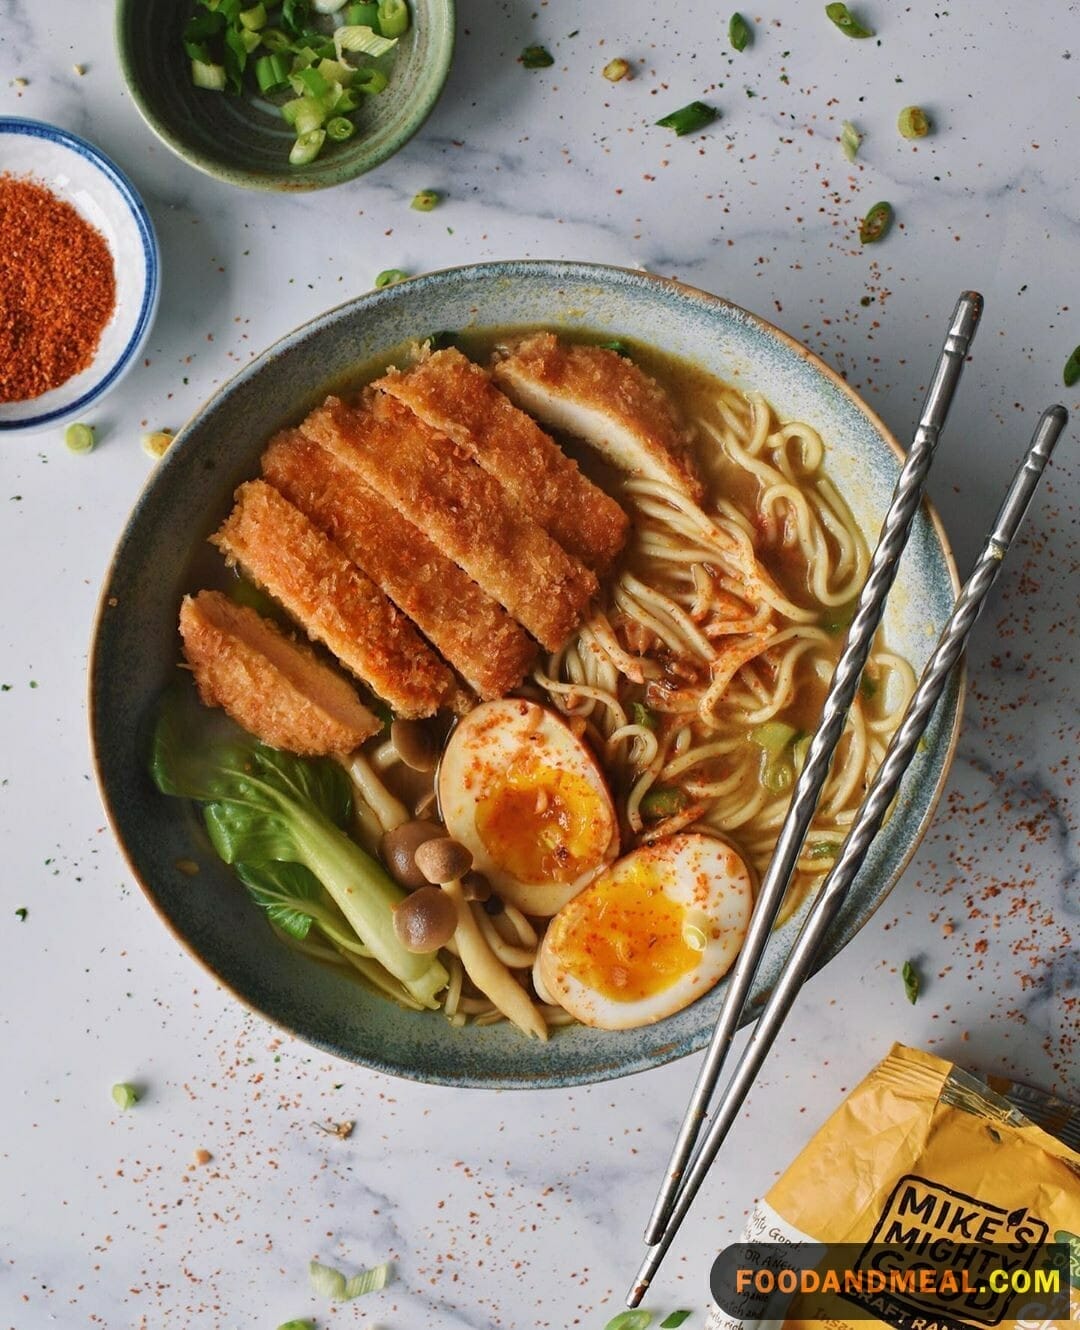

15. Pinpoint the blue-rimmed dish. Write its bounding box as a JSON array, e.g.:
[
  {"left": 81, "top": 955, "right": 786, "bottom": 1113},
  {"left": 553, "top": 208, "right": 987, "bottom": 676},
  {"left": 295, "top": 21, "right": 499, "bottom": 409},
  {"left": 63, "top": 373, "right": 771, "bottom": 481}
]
[
  {"left": 90, "top": 261, "right": 962, "bottom": 1089},
  {"left": 0, "top": 118, "right": 159, "bottom": 433}
]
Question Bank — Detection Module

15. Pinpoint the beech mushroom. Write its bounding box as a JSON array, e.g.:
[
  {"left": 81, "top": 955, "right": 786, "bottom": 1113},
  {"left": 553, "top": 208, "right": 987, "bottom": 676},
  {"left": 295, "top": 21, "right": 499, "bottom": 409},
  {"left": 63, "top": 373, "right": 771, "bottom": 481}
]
[
  {"left": 414, "top": 836, "right": 473, "bottom": 886},
  {"left": 380, "top": 819, "right": 444, "bottom": 890},
  {"left": 393, "top": 886, "right": 458, "bottom": 954}
]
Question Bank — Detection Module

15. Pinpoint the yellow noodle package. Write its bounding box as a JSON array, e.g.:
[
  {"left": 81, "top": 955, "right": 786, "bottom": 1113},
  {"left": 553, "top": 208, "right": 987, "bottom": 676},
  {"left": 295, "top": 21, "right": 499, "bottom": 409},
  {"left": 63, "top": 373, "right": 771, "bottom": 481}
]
[{"left": 708, "top": 1044, "right": 1080, "bottom": 1330}]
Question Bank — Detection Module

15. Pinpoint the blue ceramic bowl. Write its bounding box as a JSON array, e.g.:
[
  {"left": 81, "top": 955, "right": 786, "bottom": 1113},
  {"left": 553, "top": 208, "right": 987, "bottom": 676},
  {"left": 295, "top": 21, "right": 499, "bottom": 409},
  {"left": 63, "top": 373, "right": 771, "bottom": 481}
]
[
  {"left": 89, "top": 262, "right": 961, "bottom": 1088},
  {"left": 0, "top": 118, "right": 159, "bottom": 432}
]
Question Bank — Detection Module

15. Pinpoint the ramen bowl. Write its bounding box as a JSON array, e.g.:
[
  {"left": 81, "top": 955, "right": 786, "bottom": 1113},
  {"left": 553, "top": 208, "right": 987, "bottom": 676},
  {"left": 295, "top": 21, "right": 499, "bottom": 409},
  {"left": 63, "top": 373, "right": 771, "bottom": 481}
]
[{"left": 89, "top": 261, "right": 962, "bottom": 1088}]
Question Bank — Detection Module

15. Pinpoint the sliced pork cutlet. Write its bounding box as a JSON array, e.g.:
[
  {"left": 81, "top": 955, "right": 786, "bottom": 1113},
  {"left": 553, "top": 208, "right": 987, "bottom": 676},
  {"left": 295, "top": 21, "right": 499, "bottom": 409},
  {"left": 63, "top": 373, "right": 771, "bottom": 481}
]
[
  {"left": 210, "top": 479, "right": 464, "bottom": 719},
  {"left": 375, "top": 348, "right": 629, "bottom": 574},
  {"left": 299, "top": 393, "right": 598, "bottom": 652},
  {"left": 491, "top": 332, "right": 704, "bottom": 501},
  {"left": 179, "top": 589, "right": 379, "bottom": 756},
  {"left": 261, "top": 429, "right": 538, "bottom": 699}
]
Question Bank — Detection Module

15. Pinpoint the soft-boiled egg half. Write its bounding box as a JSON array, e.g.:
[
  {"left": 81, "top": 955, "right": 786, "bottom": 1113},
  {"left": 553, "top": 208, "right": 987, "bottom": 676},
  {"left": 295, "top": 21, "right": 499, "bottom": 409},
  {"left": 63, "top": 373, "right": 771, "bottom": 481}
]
[
  {"left": 537, "top": 833, "right": 753, "bottom": 1030},
  {"left": 438, "top": 698, "right": 619, "bottom": 916}
]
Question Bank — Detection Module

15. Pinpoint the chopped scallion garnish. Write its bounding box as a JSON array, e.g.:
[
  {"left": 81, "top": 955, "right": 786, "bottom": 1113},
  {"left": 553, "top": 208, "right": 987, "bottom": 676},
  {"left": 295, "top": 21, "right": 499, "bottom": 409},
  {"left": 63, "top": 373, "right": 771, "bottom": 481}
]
[
  {"left": 344, "top": 1, "right": 379, "bottom": 22},
  {"left": 309, "top": 1258, "right": 392, "bottom": 1301},
  {"left": 326, "top": 114, "right": 356, "bottom": 141},
  {"left": 859, "top": 200, "right": 894, "bottom": 244},
  {"left": 603, "top": 57, "right": 631, "bottom": 82},
  {"left": 750, "top": 721, "right": 798, "bottom": 755},
  {"left": 64, "top": 422, "right": 95, "bottom": 454},
  {"left": 276, "top": 1321, "right": 315, "bottom": 1330},
  {"left": 902, "top": 959, "right": 920, "bottom": 1004},
  {"left": 239, "top": 2, "right": 268, "bottom": 30},
  {"left": 808, "top": 841, "right": 839, "bottom": 860},
  {"left": 290, "top": 128, "right": 326, "bottom": 165},
  {"left": 254, "top": 51, "right": 291, "bottom": 92},
  {"left": 112, "top": 1082, "right": 140, "bottom": 1110},
  {"left": 729, "top": 12, "right": 752, "bottom": 51},
  {"left": 334, "top": 23, "right": 397, "bottom": 56},
  {"left": 1064, "top": 346, "right": 1080, "bottom": 388},
  {"left": 142, "top": 429, "right": 175, "bottom": 459},
  {"left": 191, "top": 58, "right": 227, "bottom": 90},
  {"left": 631, "top": 701, "right": 656, "bottom": 730},
  {"left": 840, "top": 119, "right": 862, "bottom": 161},
  {"left": 897, "top": 105, "right": 931, "bottom": 139},
  {"left": 375, "top": 268, "right": 408, "bottom": 287},
  {"left": 343, "top": 1262, "right": 392, "bottom": 1297},
  {"left": 640, "top": 786, "right": 690, "bottom": 819},
  {"left": 376, "top": 0, "right": 410, "bottom": 38},
  {"left": 604, "top": 1313, "right": 654, "bottom": 1330},
  {"left": 825, "top": 2, "right": 874, "bottom": 37},
  {"left": 655, "top": 100, "right": 718, "bottom": 136},
  {"left": 599, "top": 338, "right": 631, "bottom": 356},
  {"left": 308, "top": 1260, "right": 347, "bottom": 1300},
  {"left": 411, "top": 188, "right": 440, "bottom": 211},
  {"left": 426, "top": 330, "right": 458, "bottom": 350},
  {"left": 660, "top": 1315, "right": 693, "bottom": 1329},
  {"left": 353, "top": 65, "right": 388, "bottom": 93},
  {"left": 519, "top": 44, "right": 554, "bottom": 69}
]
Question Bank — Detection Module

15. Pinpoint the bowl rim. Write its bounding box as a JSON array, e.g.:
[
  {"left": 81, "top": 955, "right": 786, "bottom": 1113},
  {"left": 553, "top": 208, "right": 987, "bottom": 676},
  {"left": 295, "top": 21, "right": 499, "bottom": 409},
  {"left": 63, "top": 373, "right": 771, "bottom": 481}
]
[
  {"left": 0, "top": 116, "right": 160, "bottom": 432},
  {"left": 88, "top": 259, "right": 965, "bottom": 1087},
  {"left": 113, "top": 0, "right": 457, "bottom": 192}
]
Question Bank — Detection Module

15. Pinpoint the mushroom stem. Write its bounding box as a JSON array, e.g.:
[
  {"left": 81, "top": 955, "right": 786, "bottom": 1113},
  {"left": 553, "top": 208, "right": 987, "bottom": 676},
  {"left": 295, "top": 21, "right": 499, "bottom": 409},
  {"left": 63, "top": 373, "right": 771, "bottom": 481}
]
[
  {"left": 342, "top": 750, "right": 409, "bottom": 832},
  {"left": 442, "top": 879, "right": 548, "bottom": 1041}
]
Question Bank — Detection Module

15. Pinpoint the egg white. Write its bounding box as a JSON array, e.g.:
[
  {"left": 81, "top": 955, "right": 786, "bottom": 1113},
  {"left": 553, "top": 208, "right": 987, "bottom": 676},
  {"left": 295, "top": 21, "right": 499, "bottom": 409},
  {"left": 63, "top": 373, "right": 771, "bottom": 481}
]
[
  {"left": 437, "top": 698, "right": 619, "bottom": 916},
  {"left": 539, "top": 833, "right": 753, "bottom": 1030}
]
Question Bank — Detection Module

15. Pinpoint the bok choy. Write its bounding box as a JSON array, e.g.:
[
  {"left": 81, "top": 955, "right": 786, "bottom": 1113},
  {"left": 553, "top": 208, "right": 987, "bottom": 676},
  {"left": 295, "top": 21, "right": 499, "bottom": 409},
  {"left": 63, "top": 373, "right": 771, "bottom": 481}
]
[{"left": 151, "top": 684, "right": 448, "bottom": 1008}]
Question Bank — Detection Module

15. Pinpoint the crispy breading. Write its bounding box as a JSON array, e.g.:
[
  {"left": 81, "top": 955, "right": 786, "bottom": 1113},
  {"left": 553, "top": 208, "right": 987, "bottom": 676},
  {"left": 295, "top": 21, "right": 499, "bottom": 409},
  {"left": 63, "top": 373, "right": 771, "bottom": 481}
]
[
  {"left": 491, "top": 332, "right": 704, "bottom": 500},
  {"left": 179, "top": 590, "right": 379, "bottom": 755},
  {"left": 210, "top": 479, "right": 464, "bottom": 718},
  {"left": 261, "top": 429, "right": 538, "bottom": 699},
  {"left": 375, "top": 348, "right": 629, "bottom": 573},
  {"left": 299, "top": 394, "right": 598, "bottom": 651}
]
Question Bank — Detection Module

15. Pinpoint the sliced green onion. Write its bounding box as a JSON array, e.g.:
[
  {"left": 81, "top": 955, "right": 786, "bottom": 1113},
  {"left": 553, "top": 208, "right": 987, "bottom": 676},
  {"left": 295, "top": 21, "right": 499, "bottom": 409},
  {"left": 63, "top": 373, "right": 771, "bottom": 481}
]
[
  {"left": 191, "top": 58, "right": 227, "bottom": 90},
  {"left": 640, "top": 786, "right": 690, "bottom": 820},
  {"left": 897, "top": 105, "right": 931, "bottom": 139},
  {"left": 1064, "top": 346, "right": 1080, "bottom": 388},
  {"left": 604, "top": 1313, "right": 654, "bottom": 1330},
  {"left": 326, "top": 115, "right": 356, "bottom": 141},
  {"left": 603, "top": 58, "right": 631, "bottom": 82},
  {"left": 227, "top": 578, "right": 279, "bottom": 615},
  {"left": 239, "top": 1, "right": 267, "bottom": 28},
  {"left": 729, "top": 11, "right": 752, "bottom": 51},
  {"left": 342, "top": 1261, "right": 392, "bottom": 1298},
  {"left": 661, "top": 1315, "right": 693, "bottom": 1329},
  {"left": 759, "top": 751, "right": 793, "bottom": 794},
  {"left": 294, "top": 64, "right": 329, "bottom": 96},
  {"left": 313, "top": 0, "right": 348, "bottom": 10},
  {"left": 290, "top": 128, "right": 326, "bottom": 165},
  {"left": 902, "top": 959, "right": 920, "bottom": 1004},
  {"left": 261, "top": 25, "right": 293, "bottom": 52},
  {"left": 375, "top": 268, "right": 408, "bottom": 287},
  {"left": 345, "top": 1, "right": 380, "bottom": 22},
  {"left": 860, "top": 673, "right": 878, "bottom": 699},
  {"left": 238, "top": 27, "right": 262, "bottom": 53},
  {"left": 64, "top": 422, "right": 95, "bottom": 454},
  {"left": 376, "top": 0, "right": 410, "bottom": 38},
  {"left": 426, "top": 330, "right": 457, "bottom": 350},
  {"left": 808, "top": 841, "right": 840, "bottom": 860},
  {"left": 142, "top": 429, "right": 175, "bottom": 459},
  {"left": 840, "top": 119, "right": 862, "bottom": 161},
  {"left": 353, "top": 65, "right": 388, "bottom": 93},
  {"left": 825, "top": 2, "right": 874, "bottom": 37},
  {"left": 111, "top": 1082, "right": 139, "bottom": 1110},
  {"left": 309, "top": 1260, "right": 347, "bottom": 1300},
  {"left": 282, "top": 95, "right": 326, "bottom": 133},
  {"left": 631, "top": 701, "right": 656, "bottom": 730},
  {"left": 276, "top": 1321, "right": 315, "bottom": 1330},
  {"left": 317, "top": 56, "right": 356, "bottom": 85},
  {"left": 519, "top": 44, "right": 554, "bottom": 69},
  {"left": 599, "top": 338, "right": 631, "bottom": 356},
  {"left": 750, "top": 720, "right": 797, "bottom": 755},
  {"left": 682, "top": 919, "right": 708, "bottom": 952},
  {"left": 334, "top": 23, "right": 397, "bottom": 56},
  {"left": 655, "top": 100, "right": 718, "bottom": 136},
  {"left": 859, "top": 200, "right": 894, "bottom": 244},
  {"left": 255, "top": 52, "right": 291, "bottom": 93},
  {"left": 821, "top": 600, "right": 857, "bottom": 634},
  {"left": 792, "top": 733, "right": 811, "bottom": 773},
  {"left": 411, "top": 188, "right": 440, "bottom": 211}
]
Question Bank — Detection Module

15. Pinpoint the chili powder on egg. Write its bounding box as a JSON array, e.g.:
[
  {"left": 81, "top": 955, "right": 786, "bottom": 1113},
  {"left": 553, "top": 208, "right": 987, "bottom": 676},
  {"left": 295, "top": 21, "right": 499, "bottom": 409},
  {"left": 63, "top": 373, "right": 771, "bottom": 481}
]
[{"left": 0, "top": 174, "right": 117, "bottom": 404}]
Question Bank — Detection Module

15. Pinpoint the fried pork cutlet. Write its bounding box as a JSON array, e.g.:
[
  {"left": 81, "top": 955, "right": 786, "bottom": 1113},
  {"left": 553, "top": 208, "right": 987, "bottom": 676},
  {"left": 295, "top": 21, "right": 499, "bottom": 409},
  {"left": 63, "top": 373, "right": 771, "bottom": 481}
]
[
  {"left": 491, "top": 332, "right": 704, "bottom": 501},
  {"left": 375, "top": 348, "right": 629, "bottom": 574},
  {"left": 300, "top": 394, "right": 598, "bottom": 652},
  {"left": 262, "top": 429, "right": 538, "bottom": 699},
  {"left": 211, "top": 479, "right": 464, "bottom": 719},
  {"left": 179, "top": 590, "right": 379, "bottom": 755}
]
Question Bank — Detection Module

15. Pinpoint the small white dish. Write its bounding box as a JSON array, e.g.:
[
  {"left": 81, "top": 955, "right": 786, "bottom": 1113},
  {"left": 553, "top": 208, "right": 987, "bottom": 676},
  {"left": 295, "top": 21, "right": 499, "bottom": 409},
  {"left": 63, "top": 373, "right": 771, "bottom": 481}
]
[{"left": 0, "top": 118, "right": 160, "bottom": 433}]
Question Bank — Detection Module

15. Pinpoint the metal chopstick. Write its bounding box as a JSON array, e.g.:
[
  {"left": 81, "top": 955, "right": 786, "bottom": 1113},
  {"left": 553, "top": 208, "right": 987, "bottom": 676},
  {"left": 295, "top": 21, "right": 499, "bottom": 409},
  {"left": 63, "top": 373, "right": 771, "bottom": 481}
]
[
  {"left": 627, "top": 404, "right": 1067, "bottom": 1305},
  {"left": 641, "top": 291, "right": 984, "bottom": 1251}
]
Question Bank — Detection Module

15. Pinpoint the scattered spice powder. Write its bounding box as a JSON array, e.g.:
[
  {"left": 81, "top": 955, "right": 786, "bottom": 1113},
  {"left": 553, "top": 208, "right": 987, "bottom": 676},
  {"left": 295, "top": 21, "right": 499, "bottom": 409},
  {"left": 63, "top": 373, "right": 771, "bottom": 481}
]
[{"left": 0, "top": 174, "right": 116, "bottom": 404}]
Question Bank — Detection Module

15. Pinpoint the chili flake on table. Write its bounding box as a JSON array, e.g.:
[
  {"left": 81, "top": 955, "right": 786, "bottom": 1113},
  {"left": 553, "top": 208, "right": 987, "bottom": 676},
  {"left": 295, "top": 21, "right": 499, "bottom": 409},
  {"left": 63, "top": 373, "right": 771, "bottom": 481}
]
[{"left": 0, "top": 174, "right": 116, "bottom": 404}]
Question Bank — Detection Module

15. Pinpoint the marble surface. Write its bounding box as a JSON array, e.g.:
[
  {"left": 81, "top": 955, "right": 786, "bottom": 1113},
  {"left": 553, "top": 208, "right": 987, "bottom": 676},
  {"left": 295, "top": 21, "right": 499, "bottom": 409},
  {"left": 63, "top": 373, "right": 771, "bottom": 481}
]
[{"left": 1, "top": 2, "right": 1077, "bottom": 1327}]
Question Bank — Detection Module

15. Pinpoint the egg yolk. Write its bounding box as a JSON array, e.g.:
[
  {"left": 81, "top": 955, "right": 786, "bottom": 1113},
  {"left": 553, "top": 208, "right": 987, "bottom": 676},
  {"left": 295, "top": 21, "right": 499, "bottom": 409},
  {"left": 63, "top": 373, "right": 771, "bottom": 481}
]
[
  {"left": 475, "top": 760, "right": 610, "bottom": 885},
  {"left": 553, "top": 865, "right": 701, "bottom": 1002}
]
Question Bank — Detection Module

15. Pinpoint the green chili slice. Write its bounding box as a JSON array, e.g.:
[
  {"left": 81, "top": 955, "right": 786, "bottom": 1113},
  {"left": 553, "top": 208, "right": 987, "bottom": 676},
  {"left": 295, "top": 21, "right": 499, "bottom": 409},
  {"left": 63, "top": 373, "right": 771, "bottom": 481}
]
[
  {"left": 859, "top": 200, "right": 893, "bottom": 244},
  {"left": 825, "top": 3, "right": 874, "bottom": 37}
]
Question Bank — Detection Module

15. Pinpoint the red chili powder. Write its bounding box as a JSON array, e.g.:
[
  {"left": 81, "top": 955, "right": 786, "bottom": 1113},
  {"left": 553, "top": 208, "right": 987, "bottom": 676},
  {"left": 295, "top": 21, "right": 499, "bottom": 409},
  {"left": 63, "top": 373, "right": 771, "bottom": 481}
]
[{"left": 0, "top": 174, "right": 117, "bottom": 404}]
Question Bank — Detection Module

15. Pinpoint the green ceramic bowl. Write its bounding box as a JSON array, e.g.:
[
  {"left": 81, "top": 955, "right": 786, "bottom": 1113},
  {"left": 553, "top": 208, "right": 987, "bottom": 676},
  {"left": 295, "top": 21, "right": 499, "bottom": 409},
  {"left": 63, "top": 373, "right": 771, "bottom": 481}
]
[
  {"left": 115, "top": 0, "right": 455, "bottom": 191},
  {"left": 89, "top": 262, "right": 963, "bottom": 1088}
]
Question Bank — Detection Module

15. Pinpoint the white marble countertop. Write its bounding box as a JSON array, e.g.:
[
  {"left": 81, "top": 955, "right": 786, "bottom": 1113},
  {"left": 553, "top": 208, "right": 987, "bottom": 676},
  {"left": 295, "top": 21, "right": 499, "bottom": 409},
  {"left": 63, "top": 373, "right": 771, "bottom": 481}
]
[{"left": 1, "top": 2, "right": 1076, "bottom": 1327}]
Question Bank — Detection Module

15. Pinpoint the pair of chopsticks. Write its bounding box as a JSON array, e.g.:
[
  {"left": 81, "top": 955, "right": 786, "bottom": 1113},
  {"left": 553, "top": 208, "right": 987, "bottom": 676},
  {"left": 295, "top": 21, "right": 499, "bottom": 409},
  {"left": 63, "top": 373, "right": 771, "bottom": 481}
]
[{"left": 627, "top": 291, "right": 1068, "bottom": 1307}]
